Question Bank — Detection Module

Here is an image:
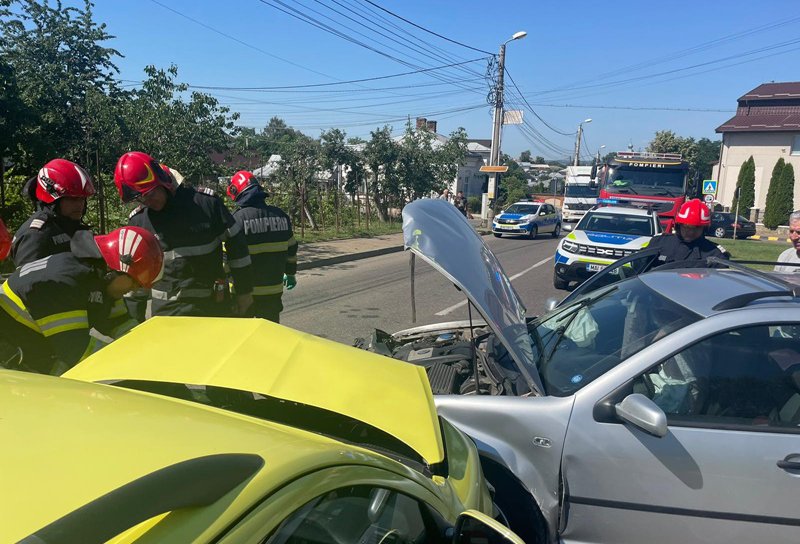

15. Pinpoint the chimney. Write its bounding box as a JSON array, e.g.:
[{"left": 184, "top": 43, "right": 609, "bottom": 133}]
[
  {"left": 426, "top": 120, "right": 438, "bottom": 133},
  {"left": 416, "top": 117, "right": 427, "bottom": 130}
]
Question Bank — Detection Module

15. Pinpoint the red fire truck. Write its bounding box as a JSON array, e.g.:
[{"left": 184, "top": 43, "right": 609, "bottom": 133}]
[{"left": 594, "top": 151, "right": 691, "bottom": 232}]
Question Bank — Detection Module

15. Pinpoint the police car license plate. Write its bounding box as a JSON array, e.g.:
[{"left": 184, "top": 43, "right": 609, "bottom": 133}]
[
  {"left": 586, "top": 263, "right": 606, "bottom": 272},
  {"left": 496, "top": 225, "right": 514, "bottom": 230}
]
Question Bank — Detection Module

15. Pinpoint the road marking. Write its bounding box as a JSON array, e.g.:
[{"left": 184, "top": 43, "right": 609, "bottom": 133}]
[{"left": 435, "top": 256, "right": 552, "bottom": 316}]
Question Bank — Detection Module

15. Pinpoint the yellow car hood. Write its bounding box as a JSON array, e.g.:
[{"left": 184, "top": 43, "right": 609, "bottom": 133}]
[{"left": 66, "top": 317, "right": 444, "bottom": 466}]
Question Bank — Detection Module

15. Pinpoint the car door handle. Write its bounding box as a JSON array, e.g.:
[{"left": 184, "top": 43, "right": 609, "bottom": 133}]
[{"left": 777, "top": 454, "right": 800, "bottom": 471}]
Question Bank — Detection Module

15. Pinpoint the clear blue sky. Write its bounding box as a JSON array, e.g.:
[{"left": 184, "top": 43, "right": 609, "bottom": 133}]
[{"left": 81, "top": 0, "right": 800, "bottom": 160}]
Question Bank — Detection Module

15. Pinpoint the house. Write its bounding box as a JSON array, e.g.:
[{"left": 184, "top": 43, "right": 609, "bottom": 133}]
[{"left": 713, "top": 82, "right": 800, "bottom": 218}]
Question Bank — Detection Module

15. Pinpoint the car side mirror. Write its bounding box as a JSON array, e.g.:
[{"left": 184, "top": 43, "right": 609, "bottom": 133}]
[
  {"left": 539, "top": 211, "right": 547, "bottom": 216},
  {"left": 615, "top": 394, "right": 668, "bottom": 438},
  {"left": 545, "top": 297, "right": 559, "bottom": 312},
  {"left": 590, "top": 163, "right": 598, "bottom": 179},
  {"left": 452, "top": 510, "right": 525, "bottom": 544}
]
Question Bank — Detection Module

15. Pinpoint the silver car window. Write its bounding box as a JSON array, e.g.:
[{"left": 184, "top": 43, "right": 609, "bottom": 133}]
[{"left": 534, "top": 278, "right": 700, "bottom": 396}]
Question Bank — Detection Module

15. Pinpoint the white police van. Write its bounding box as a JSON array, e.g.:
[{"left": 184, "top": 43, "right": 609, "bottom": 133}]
[
  {"left": 553, "top": 204, "right": 661, "bottom": 289},
  {"left": 492, "top": 200, "right": 561, "bottom": 239}
]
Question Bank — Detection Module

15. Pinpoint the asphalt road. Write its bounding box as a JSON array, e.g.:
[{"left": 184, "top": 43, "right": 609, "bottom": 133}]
[{"left": 282, "top": 233, "right": 563, "bottom": 344}]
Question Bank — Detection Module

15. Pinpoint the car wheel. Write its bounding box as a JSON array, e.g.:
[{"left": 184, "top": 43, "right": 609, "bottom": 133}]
[
  {"left": 552, "top": 223, "right": 561, "bottom": 238},
  {"left": 713, "top": 227, "right": 726, "bottom": 238},
  {"left": 481, "top": 457, "right": 548, "bottom": 544},
  {"left": 553, "top": 270, "right": 568, "bottom": 290},
  {"left": 528, "top": 225, "right": 538, "bottom": 240},
  {"left": 493, "top": 233, "right": 502, "bottom": 238}
]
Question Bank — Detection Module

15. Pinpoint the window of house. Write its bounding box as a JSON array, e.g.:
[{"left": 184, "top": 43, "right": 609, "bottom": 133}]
[{"left": 792, "top": 134, "right": 800, "bottom": 156}]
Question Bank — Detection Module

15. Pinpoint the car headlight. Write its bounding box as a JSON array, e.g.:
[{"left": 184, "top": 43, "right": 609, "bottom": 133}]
[{"left": 562, "top": 240, "right": 579, "bottom": 252}]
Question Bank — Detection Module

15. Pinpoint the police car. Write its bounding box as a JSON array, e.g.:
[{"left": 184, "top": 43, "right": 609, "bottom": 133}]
[
  {"left": 553, "top": 205, "right": 661, "bottom": 289},
  {"left": 492, "top": 200, "right": 561, "bottom": 239}
]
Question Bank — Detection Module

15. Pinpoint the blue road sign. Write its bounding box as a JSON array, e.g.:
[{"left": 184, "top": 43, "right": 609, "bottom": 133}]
[{"left": 702, "top": 180, "right": 718, "bottom": 195}]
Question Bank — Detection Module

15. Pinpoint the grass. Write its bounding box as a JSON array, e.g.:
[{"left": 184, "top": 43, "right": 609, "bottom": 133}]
[
  {"left": 710, "top": 237, "right": 790, "bottom": 269},
  {"left": 294, "top": 219, "right": 403, "bottom": 244}
]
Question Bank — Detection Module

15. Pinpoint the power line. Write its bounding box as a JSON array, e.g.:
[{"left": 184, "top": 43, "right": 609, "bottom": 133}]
[
  {"left": 503, "top": 68, "right": 575, "bottom": 136},
  {"left": 359, "top": 0, "right": 493, "bottom": 55},
  {"left": 527, "top": 103, "right": 734, "bottom": 113},
  {"left": 184, "top": 58, "right": 486, "bottom": 91},
  {"left": 147, "top": 0, "right": 336, "bottom": 80}
]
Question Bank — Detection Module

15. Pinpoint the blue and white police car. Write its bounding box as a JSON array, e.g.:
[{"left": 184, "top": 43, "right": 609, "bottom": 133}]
[
  {"left": 492, "top": 200, "right": 561, "bottom": 239},
  {"left": 553, "top": 205, "right": 661, "bottom": 289}
]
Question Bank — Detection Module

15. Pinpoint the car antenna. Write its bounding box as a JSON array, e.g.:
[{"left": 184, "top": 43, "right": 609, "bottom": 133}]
[{"left": 467, "top": 301, "right": 481, "bottom": 395}]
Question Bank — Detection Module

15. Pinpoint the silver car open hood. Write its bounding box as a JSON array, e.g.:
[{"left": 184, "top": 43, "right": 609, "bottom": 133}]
[{"left": 402, "top": 199, "right": 544, "bottom": 394}]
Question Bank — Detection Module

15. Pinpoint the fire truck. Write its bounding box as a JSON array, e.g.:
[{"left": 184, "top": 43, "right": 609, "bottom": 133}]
[{"left": 594, "top": 151, "right": 691, "bottom": 231}]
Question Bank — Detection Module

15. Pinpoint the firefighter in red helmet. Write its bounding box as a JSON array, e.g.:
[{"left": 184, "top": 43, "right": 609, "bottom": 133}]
[
  {"left": 647, "top": 199, "right": 730, "bottom": 265},
  {"left": 11, "top": 158, "right": 95, "bottom": 267},
  {"left": 227, "top": 170, "right": 298, "bottom": 323},
  {"left": 0, "top": 226, "right": 163, "bottom": 374},
  {"left": 114, "top": 152, "right": 254, "bottom": 319}
]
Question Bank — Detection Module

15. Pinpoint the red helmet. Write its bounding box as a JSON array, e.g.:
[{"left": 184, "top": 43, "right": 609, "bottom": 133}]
[
  {"left": 0, "top": 219, "right": 11, "bottom": 261},
  {"left": 227, "top": 170, "right": 258, "bottom": 201},
  {"left": 114, "top": 152, "right": 175, "bottom": 203},
  {"left": 35, "top": 159, "right": 95, "bottom": 204},
  {"left": 675, "top": 198, "right": 711, "bottom": 227},
  {"left": 94, "top": 226, "right": 164, "bottom": 288}
]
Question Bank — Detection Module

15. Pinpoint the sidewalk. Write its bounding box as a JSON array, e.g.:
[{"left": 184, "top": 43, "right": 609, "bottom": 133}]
[{"left": 297, "top": 219, "right": 489, "bottom": 270}]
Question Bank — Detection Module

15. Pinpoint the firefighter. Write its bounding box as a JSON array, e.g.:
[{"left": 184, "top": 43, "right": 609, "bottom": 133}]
[
  {"left": 647, "top": 199, "right": 730, "bottom": 265},
  {"left": 226, "top": 171, "right": 297, "bottom": 323},
  {"left": 0, "top": 226, "right": 163, "bottom": 375},
  {"left": 11, "top": 158, "right": 95, "bottom": 267},
  {"left": 114, "top": 152, "right": 254, "bottom": 318}
]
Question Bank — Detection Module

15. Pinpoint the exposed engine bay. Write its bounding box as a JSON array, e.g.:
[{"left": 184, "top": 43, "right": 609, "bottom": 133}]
[{"left": 355, "top": 325, "right": 530, "bottom": 396}]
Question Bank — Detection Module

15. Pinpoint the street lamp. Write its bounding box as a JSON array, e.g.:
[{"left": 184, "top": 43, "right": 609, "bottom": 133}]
[
  {"left": 595, "top": 144, "right": 606, "bottom": 165},
  {"left": 482, "top": 30, "right": 527, "bottom": 221},
  {"left": 572, "top": 118, "right": 592, "bottom": 166}
]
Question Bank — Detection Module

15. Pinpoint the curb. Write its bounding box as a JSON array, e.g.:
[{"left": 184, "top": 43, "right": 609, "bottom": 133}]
[
  {"left": 297, "top": 229, "right": 492, "bottom": 270},
  {"left": 748, "top": 235, "right": 791, "bottom": 243}
]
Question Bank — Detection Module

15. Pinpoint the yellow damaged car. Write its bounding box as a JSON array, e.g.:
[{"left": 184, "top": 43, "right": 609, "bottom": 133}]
[{"left": 3, "top": 317, "right": 523, "bottom": 544}]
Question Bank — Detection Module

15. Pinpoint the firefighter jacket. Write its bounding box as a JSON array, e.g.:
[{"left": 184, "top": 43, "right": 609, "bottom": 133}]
[
  {"left": 127, "top": 185, "right": 254, "bottom": 317},
  {"left": 0, "top": 230, "right": 137, "bottom": 370},
  {"left": 11, "top": 207, "right": 92, "bottom": 268},
  {"left": 232, "top": 187, "right": 297, "bottom": 299},
  {"left": 648, "top": 233, "right": 730, "bottom": 266}
]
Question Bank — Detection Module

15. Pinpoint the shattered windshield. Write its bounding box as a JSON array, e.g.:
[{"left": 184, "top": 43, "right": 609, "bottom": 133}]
[{"left": 531, "top": 278, "right": 699, "bottom": 396}]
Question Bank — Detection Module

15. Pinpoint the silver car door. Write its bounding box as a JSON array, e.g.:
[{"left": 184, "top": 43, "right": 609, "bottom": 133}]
[{"left": 560, "top": 309, "right": 800, "bottom": 544}]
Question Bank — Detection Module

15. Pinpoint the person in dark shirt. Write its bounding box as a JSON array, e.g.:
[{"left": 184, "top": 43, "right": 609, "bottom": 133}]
[
  {"left": 647, "top": 199, "right": 730, "bottom": 266},
  {"left": 227, "top": 171, "right": 298, "bottom": 322},
  {"left": 114, "top": 152, "right": 254, "bottom": 319},
  {"left": 0, "top": 226, "right": 163, "bottom": 374},
  {"left": 11, "top": 159, "right": 94, "bottom": 267}
]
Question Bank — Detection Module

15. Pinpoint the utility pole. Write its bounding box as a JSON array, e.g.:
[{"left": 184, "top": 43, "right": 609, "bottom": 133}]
[
  {"left": 482, "top": 31, "right": 526, "bottom": 221},
  {"left": 485, "top": 43, "right": 506, "bottom": 219},
  {"left": 572, "top": 119, "right": 592, "bottom": 166}
]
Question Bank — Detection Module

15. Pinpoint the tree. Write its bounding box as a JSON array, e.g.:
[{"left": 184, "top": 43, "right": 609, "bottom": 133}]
[
  {"left": 364, "top": 126, "right": 398, "bottom": 221},
  {"left": 123, "top": 65, "right": 238, "bottom": 182},
  {"left": 764, "top": 159, "right": 794, "bottom": 229},
  {"left": 647, "top": 130, "right": 721, "bottom": 191},
  {"left": 730, "top": 156, "right": 755, "bottom": 216},
  {"left": 497, "top": 175, "right": 527, "bottom": 207},
  {"left": 534, "top": 155, "right": 545, "bottom": 164},
  {"left": 1, "top": 0, "right": 121, "bottom": 170},
  {"left": 519, "top": 150, "right": 532, "bottom": 163}
]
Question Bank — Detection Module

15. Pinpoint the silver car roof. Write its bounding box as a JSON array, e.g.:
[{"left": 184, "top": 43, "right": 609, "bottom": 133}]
[{"left": 638, "top": 268, "right": 799, "bottom": 317}]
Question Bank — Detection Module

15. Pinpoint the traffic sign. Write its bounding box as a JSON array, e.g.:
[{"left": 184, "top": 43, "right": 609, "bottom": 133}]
[
  {"left": 702, "top": 179, "right": 718, "bottom": 195},
  {"left": 480, "top": 165, "right": 509, "bottom": 173},
  {"left": 703, "top": 194, "right": 714, "bottom": 204}
]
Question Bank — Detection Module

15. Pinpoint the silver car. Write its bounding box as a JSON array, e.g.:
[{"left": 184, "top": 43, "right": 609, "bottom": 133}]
[{"left": 364, "top": 200, "right": 800, "bottom": 544}]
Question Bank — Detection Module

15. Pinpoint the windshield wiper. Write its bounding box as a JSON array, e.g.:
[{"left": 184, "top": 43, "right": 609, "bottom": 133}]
[
  {"left": 613, "top": 186, "right": 639, "bottom": 195},
  {"left": 653, "top": 189, "right": 677, "bottom": 197}
]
